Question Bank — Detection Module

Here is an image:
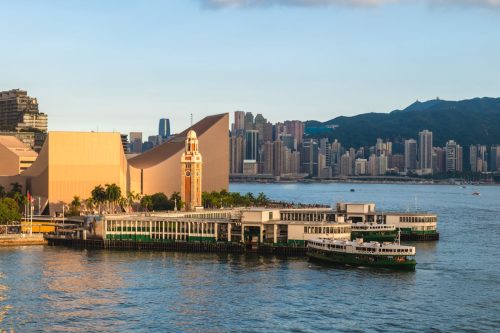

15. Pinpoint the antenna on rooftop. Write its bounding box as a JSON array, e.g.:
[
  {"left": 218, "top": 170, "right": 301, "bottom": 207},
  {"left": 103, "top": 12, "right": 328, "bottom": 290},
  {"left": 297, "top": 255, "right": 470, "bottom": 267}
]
[{"left": 190, "top": 113, "right": 193, "bottom": 126}]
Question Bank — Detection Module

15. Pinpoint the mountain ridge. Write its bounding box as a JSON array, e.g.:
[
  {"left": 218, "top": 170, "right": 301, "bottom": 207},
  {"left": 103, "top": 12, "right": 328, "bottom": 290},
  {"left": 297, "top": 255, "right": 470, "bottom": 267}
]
[{"left": 305, "top": 97, "right": 500, "bottom": 148}]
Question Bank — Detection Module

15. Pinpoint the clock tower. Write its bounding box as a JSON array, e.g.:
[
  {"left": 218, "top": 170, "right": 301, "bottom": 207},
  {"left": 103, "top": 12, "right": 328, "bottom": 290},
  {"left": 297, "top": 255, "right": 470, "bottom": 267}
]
[{"left": 181, "top": 130, "right": 203, "bottom": 211}]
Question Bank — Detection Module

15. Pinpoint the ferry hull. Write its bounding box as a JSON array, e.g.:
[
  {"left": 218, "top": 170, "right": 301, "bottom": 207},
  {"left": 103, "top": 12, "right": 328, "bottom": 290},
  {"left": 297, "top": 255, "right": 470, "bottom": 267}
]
[{"left": 307, "top": 251, "right": 416, "bottom": 271}]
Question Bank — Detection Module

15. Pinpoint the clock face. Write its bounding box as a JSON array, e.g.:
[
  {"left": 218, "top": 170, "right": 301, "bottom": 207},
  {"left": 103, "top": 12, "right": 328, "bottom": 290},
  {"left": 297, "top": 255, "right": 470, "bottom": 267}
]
[{"left": 185, "top": 170, "right": 191, "bottom": 177}]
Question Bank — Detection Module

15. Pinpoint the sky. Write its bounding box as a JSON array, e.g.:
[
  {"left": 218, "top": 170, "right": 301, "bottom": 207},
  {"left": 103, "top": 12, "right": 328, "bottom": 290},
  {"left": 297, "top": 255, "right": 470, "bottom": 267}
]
[{"left": 1, "top": 0, "right": 499, "bottom": 137}]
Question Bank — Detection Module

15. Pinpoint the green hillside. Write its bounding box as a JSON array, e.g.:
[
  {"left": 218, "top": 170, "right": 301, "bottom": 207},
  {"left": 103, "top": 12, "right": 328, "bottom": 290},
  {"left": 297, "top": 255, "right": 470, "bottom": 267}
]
[{"left": 305, "top": 97, "right": 500, "bottom": 148}]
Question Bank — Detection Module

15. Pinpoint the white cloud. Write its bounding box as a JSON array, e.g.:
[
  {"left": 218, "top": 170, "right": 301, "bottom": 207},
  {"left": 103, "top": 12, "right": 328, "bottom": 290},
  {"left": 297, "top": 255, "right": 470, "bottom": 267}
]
[{"left": 198, "top": 0, "right": 500, "bottom": 8}]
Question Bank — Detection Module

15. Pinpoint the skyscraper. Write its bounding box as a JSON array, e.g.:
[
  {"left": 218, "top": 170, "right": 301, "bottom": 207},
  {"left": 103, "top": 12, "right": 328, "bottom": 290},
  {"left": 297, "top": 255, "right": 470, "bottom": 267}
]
[
  {"left": 418, "top": 130, "right": 433, "bottom": 173},
  {"left": 404, "top": 139, "right": 417, "bottom": 172},
  {"left": 284, "top": 120, "right": 304, "bottom": 145},
  {"left": 273, "top": 140, "right": 283, "bottom": 176},
  {"left": 230, "top": 135, "right": 244, "bottom": 174},
  {"left": 244, "top": 112, "right": 254, "bottom": 131},
  {"left": 301, "top": 139, "right": 318, "bottom": 177},
  {"left": 129, "top": 132, "right": 143, "bottom": 154},
  {"left": 244, "top": 130, "right": 259, "bottom": 161},
  {"left": 490, "top": 145, "right": 500, "bottom": 172},
  {"left": 446, "top": 140, "right": 463, "bottom": 173},
  {"left": 262, "top": 141, "right": 274, "bottom": 175},
  {"left": 469, "top": 144, "right": 488, "bottom": 172},
  {"left": 158, "top": 118, "right": 171, "bottom": 139},
  {"left": 234, "top": 111, "right": 245, "bottom": 132}
]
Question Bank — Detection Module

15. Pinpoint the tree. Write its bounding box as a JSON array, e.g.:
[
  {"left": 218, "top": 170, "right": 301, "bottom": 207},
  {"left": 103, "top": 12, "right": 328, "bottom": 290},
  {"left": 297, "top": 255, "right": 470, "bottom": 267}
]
[
  {"left": 256, "top": 192, "right": 270, "bottom": 206},
  {"left": 91, "top": 185, "right": 106, "bottom": 214},
  {"left": 9, "top": 182, "right": 23, "bottom": 195},
  {"left": 140, "top": 195, "right": 153, "bottom": 211},
  {"left": 84, "top": 198, "right": 95, "bottom": 213},
  {"left": 150, "top": 192, "right": 171, "bottom": 211},
  {"left": 105, "top": 183, "right": 122, "bottom": 213},
  {"left": 170, "top": 192, "right": 184, "bottom": 210},
  {"left": 0, "top": 185, "right": 6, "bottom": 198},
  {"left": 68, "top": 196, "right": 82, "bottom": 216},
  {"left": 0, "top": 198, "right": 21, "bottom": 225},
  {"left": 126, "top": 191, "right": 141, "bottom": 212}
]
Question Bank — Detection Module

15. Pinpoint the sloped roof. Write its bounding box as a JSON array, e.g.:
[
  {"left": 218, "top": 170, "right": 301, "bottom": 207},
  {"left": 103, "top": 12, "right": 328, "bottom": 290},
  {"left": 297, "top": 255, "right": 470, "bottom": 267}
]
[
  {"left": 128, "top": 113, "right": 227, "bottom": 169},
  {"left": 0, "top": 136, "right": 38, "bottom": 158}
]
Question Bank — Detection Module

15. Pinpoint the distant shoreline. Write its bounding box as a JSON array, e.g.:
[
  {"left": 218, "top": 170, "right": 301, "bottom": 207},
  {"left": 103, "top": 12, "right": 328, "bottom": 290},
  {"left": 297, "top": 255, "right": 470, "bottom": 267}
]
[{"left": 230, "top": 179, "right": 500, "bottom": 186}]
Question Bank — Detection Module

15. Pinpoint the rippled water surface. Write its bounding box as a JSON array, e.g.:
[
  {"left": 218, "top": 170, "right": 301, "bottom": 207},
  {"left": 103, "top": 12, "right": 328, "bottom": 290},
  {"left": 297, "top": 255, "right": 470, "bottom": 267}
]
[{"left": 1, "top": 183, "right": 500, "bottom": 332}]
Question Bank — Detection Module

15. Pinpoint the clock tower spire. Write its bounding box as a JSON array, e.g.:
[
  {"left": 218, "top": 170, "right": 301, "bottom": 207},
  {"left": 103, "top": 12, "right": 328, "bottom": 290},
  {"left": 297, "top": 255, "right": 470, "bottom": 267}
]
[{"left": 181, "top": 130, "right": 203, "bottom": 211}]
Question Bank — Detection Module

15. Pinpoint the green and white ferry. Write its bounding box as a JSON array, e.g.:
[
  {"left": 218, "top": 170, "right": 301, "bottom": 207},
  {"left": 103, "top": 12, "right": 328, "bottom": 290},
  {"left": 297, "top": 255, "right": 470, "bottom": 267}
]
[
  {"left": 350, "top": 222, "right": 397, "bottom": 242},
  {"left": 307, "top": 234, "right": 416, "bottom": 271}
]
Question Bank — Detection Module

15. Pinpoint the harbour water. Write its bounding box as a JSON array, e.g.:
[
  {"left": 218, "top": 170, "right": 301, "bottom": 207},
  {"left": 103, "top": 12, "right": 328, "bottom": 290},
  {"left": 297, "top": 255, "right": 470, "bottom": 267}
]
[{"left": 1, "top": 183, "right": 499, "bottom": 332}]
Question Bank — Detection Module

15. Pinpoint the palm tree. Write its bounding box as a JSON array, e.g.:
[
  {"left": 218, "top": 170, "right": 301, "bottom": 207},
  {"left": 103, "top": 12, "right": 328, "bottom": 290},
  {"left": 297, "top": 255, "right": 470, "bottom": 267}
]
[
  {"left": 105, "top": 184, "right": 122, "bottom": 213},
  {"left": 126, "top": 191, "right": 141, "bottom": 212},
  {"left": 257, "top": 192, "right": 269, "bottom": 206},
  {"left": 84, "top": 198, "right": 95, "bottom": 213},
  {"left": 91, "top": 185, "right": 106, "bottom": 214},
  {"left": 118, "top": 197, "right": 127, "bottom": 212},
  {"left": 70, "top": 196, "right": 82, "bottom": 216}
]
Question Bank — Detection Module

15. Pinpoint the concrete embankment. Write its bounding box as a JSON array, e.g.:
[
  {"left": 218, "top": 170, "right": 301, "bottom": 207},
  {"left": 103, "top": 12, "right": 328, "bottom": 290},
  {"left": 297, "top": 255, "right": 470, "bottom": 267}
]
[{"left": 0, "top": 234, "right": 47, "bottom": 246}]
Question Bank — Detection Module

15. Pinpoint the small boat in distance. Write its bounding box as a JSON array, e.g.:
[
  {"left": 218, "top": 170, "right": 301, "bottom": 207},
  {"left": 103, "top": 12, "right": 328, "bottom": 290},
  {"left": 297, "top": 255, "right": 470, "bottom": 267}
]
[
  {"left": 472, "top": 192, "right": 480, "bottom": 196},
  {"left": 350, "top": 189, "right": 355, "bottom": 192},
  {"left": 307, "top": 232, "right": 416, "bottom": 271}
]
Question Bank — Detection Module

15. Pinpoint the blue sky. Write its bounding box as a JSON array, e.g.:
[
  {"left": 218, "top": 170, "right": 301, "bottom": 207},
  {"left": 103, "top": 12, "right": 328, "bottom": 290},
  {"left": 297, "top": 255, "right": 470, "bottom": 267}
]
[{"left": 1, "top": 0, "right": 499, "bottom": 137}]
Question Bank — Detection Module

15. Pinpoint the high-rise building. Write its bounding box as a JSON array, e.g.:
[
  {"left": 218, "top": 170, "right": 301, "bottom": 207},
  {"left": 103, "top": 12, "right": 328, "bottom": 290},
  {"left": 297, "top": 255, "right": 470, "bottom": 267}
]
[
  {"left": 0, "top": 89, "right": 48, "bottom": 132},
  {"left": 281, "top": 134, "right": 296, "bottom": 151},
  {"left": 290, "top": 151, "right": 301, "bottom": 174},
  {"left": 301, "top": 139, "right": 318, "bottom": 177},
  {"left": 404, "top": 139, "right": 417, "bottom": 172},
  {"left": 262, "top": 141, "right": 274, "bottom": 175},
  {"left": 181, "top": 130, "right": 203, "bottom": 211},
  {"left": 273, "top": 140, "right": 283, "bottom": 176},
  {"left": 389, "top": 154, "right": 405, "bottom": 172},
  {"left": 158, "top": 118, "right": 171, "bottom": 139},
  {"left": 355, "top": 158, "right": 368, "bottom": 175},
  {"left": 368, "top": 154, "right": 378, "bottom": 176},
  {"left": 273, "top": 122, "right": 286, "bottom": 141},
  {"left": 490, "top": 145, "right": 500, "bottom": 172},
  {"left": 244, "top": 112, "right": 254, "bottom": 131},
  {"left": 284, "top": 120, "right": 304, "bottom": 145},
  {"left": 254, "top": 114, "right": 266, "bottom": 143},
  {"left": 418, "top": 130, "right": 433, "bottom": 173},
  {"left": 378, "top": 155, "right": 388, "bottom": 175},
  {"left": 376, "top": 139, "right": 392, "bottom": 156},
  {"left": 446, "top": 140, "right": 463, "bottom": 173},
  {"left": 263, "top": 122, "right": 273, "bottom": 142},
  {"left": 432, "top": 147, "right": 446, "bottom": 174},
  {"left": 129, "top": 132, "right": 143, "bottom": 154},
  {"left": 469, "top": 144, "right": 488, "bottom": 173},
  {"left": 234, "top": 111, "right": 245, "bottom": 132},
  {"left": 230, "top": 135, "right": 244, "bottom": 174},
  {"left": 340, "top": 152, "right": 352, "bottom": 177},
  {"left": 244, "top": 130, "right": 259, "bottom": 161}
]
